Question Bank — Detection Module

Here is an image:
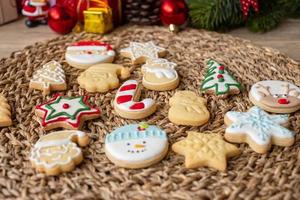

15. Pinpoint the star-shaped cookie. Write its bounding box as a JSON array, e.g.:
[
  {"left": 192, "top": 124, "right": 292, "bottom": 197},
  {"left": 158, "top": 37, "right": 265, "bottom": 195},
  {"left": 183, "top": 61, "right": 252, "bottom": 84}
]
[
  {"left": 120, "top": 41, "right": 167, "bottom": 64},
  {"left": 172, "top": 132, "right": 240, "bottom": 171},
  {"left": 35, "top": 94, "right": 101, "bottom": 130},
  {"left": 224, "top": 106, "right": 294, "bottom": 154}
]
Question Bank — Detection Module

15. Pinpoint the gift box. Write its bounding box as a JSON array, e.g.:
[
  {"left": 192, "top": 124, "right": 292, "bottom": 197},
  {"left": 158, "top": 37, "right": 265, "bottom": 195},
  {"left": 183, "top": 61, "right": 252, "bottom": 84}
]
[
  {"left": 84, "top": 7, "right": 113, "bottom": 34},
  {"left": 0, "top": 0, "right": 18, "bottom": 25}
]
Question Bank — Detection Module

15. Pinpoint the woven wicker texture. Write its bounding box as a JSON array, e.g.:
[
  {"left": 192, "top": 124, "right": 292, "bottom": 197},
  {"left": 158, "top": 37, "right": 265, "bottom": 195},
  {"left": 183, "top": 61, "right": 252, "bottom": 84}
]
[{"left": 0, "top": 25, "right": 299, "bottom": 200}]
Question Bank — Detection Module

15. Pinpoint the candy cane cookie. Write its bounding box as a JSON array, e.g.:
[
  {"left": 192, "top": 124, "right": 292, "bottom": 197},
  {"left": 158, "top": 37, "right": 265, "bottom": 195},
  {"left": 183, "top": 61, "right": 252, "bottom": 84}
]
[{"left": 114, "top": 80, "right": 157, "bottom": 119}]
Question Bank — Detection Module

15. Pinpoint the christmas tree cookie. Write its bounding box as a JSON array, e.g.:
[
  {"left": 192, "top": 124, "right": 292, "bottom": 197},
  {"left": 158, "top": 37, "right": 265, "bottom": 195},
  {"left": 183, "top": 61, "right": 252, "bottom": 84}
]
[{"left": 201, "top": 59, "right": 241, "bottom": 98}]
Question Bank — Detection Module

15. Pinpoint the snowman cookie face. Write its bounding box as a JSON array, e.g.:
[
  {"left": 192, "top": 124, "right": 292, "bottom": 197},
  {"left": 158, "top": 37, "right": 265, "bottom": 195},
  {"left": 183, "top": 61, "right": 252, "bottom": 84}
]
[
  {"left": 249, "top": 80, "right": 300, "bottom": 113},
  {"left": 105, "top": 123, "right": 168, "bottom": 169},
  {"left": 65, "top": 41, "right": 115, "bottom": 69}
]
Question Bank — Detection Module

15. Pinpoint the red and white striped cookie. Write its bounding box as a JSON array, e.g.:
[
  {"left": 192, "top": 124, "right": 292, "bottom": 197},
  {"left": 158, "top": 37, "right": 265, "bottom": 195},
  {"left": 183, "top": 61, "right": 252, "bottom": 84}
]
[
  {"left": 114, "top": 80, "right": 157, "bottom": 119},
  {"left": 65, "top": 41, "right": 115, "bottom": 69}
]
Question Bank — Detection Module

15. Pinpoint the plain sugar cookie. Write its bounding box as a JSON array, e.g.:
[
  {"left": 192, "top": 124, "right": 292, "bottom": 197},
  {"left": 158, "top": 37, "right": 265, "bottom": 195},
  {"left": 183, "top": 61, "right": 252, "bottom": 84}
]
[
  {"left": 105, "top": 123, "right": 168, "bottom": 169},
  {"left": 249, "top": 80, "right": 300, "bottom": 113},
  {"left": 0, "top": 95, "right": 12, "bottom": 127}
]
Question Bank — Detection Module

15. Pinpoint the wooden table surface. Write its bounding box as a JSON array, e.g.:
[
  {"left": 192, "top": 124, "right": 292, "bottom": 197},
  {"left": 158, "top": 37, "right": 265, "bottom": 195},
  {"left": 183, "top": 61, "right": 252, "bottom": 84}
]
[{"left": 0, "top": 18, "right": 299, "bottom": 61}]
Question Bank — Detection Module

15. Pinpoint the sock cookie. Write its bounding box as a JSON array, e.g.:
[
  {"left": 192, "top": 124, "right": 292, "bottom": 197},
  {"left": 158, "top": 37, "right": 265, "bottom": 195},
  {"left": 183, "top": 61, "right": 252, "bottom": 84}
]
[
  {"left": 105, "top": 123, "right": 168, "bottom": 169},
  {"left": 30, "top": 130, "right": 89, "bottom": 175},
  {"left": 249, "top": 80, "right": 300, "bottom": 113},
  {"left": 35, "top": 94, "right": 101, "bottom": 130},
  {"left": 168, "top": 91, "right": 210, "bottom": 126},
  {"left": 224, "top": 106, "right": 294, "bottom": 154},
  {"left": 0, "top": 95, "right": 12, "bottom": 127},
  {"left": 141, "top": 58, "right": 179, "bottom": 91},
  {"left": 114, "top": 80, "right": 157, "bottom": 119}
]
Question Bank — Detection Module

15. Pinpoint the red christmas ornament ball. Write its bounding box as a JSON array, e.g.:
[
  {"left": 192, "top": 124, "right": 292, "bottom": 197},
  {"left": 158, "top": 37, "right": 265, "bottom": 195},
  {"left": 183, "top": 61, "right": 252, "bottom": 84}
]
[
  {"left": 160, "top": 0, "right": 188, "bottom": 26},
  {"left": 48, "top": 6, "right": 77, "bottom": 34}
]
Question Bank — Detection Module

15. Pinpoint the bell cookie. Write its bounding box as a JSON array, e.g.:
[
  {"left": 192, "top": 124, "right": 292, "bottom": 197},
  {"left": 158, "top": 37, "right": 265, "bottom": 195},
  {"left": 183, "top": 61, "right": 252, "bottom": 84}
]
[
  {"left": 30, "top": 130, "right": 89, "bottom": 175},
  {"left": 29, "top": 61, "right": 66, "bottom": 95},
  {"left": 172, "top": 132, "right": 240, "bottom": 171},
  {"left": 35, "top": 94, "right": 101, "bottom": 130},
  {"left": 201, "top": 59, "right": 241, "bottom": 98},
  {"left": 120, "top": 41, "right": 167, "bottom": 64},
  {"left": 249, "top": 80, "right": 300, "bottom": 113},
  {"left": 105, "top": 123, "right": 168, "bottom": 169},
  {"left": 65, "top": 41, "right": 115, "bottom": 69},
  {"left": 168, "top": 91, "right": 210, "bottom": 126},
  {"left": 77, "top": 63, "right": 131, "bottom": 93},
  {"left": 224, "top": 106, "right": 294, "bottom": 154},
  {"left": 114, "top": 80, "right": 157, "bottom": 119},
  {"left": 0, "top": 95, "right": 12, "bottom": 127},
  {"left": 141, "top": 58, "right": 179, "bottom": 91}
]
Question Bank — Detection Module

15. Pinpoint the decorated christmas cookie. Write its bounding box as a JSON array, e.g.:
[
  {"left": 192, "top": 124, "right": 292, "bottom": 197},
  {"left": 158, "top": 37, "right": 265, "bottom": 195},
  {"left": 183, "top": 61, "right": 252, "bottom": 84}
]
[
  {"left": 114, "top": 80, "right": 157, "bottom": 119},
  {"left": 105, "top": 123, "right": 168, "bottom": 169},
  {"left": 65, "top": 41, "right": 115, "bottom": 69},
  {"left": 172, "top": 132, "right": 240, "bottom": 171},
  {"left": 168, "top": 91, "right": 210, "bottom": 126},
  {"left": 249, "top": 80, "right": 300, "bottom": 113},
  {"left": 224, "top": 106, "right": 294, "bottom": 154},
  {"left": 141, "top": 58, "right": 179, "bottom": 91},
  {"left": 30, "top": 61, "right": 66, "bottom": 95},
  {"left": 120, "top": 41, "right": 167, "bottom": 64},
  {"left": 30, "top": 130, "right": 90, "bottom": 175},
  {"left": 35, "top": 94, "right": 101, "bottom": 130},
  {"left": 201, "top": 59, "right": 241, "bottom": 98},
  {"left": 0, "top": 95, "right": 12, "bottom": 127},
  {"left": 77, "top": 63, "right": 131, "bottom": 93}
]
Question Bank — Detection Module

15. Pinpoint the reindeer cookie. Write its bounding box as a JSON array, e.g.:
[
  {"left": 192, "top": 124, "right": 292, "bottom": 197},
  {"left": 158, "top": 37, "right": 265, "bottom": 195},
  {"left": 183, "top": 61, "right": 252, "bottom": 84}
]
[
  {"left": 168, "top": 91, "right": 210, "bottom": 126},
  {"left": 249, "top": 80, "right": 300, "bottom": 113}
]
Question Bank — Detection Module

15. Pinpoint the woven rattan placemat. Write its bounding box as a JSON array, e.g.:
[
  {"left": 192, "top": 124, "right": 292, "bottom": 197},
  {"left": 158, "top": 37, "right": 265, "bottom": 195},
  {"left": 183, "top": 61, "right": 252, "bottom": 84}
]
[{"left": 0, "top": 25, "right": 299, "bottom": 200}]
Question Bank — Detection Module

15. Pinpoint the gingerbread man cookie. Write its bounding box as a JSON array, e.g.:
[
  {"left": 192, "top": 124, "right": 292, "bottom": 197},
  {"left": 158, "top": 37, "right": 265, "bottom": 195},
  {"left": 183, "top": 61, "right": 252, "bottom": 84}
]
[
  {"left": 141, "top": 58, "right": 179, "bottom": 91},
  {"left": 65, "top": 41, "right": 115, "bottom": 69},
  {"left": 105, "top": 123, "right": 168, "bottom": 169},
  {"left": 172, "top": 132, "right": 240, "bottom": 171},
  {"left": 120, "top": 41, "right": 167, "bottom": 64},
  {"left": 77, "top": 63, "right": 131, "bottom": 93},
  {"left": 30, "top": 130, "right": 89, "bottom": 175},
  {"left": 168, "top": 91, "right": 210, "bottom": 126},
  {"left": 224, "top": 106, "right": 295, "bottom": 154},
  {"left": 35, "top": 94, "right": 101, "bottom": 130},
  {"left": 114, "top": 80, "right": 157, "bottom": 119},
  {"left": 0, "top": 95, "right": 12, "bottom": 127},
  {"left": 249, "top": 80, "right": 300, "bottom": 113},
  {"left": 30, "top": 61, "right": 66, "bottom": 95}
]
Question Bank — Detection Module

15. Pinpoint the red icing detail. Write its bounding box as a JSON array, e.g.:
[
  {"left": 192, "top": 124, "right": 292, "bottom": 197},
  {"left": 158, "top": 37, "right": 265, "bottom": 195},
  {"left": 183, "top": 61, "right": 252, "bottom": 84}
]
[
  {"left": 278, "top": 98, "right": 289, "bottom": 104},
  {"left": 217, "top": 74, "right": 224, "bottom": 79},
  {"left": 63, "top": 103, "right": 70, "bottom": 109},
  {"left": 138, "top": 127, "right": 145, "bottom": 131},
  {"left": 116, "top": 95, "right": 132, "bottom": 104},
  {"left": 219, "top": 66, "right": 225, "bottom": 70},
  {"left": 71, "top": 41, "right": 113, "bottom": 51},
  {"left": 130, "top": 102, "right": 145, "bottom": 110},
  {"left": 119, "top": 84, "right": 137, "bottom": 92}
]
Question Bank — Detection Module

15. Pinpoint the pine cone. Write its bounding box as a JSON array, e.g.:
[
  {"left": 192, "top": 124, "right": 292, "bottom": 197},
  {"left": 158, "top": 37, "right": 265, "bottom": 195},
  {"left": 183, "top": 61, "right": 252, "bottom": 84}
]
[{"left": 124, "top": 0, "right": 161, "bottom": 25}]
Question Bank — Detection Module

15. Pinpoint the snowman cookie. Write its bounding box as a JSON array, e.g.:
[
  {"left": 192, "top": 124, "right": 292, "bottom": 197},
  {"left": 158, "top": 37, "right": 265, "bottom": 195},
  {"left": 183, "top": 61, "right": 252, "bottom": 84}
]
[
  {"left": 65, "top": 41, "right": 115, "bottom": 69},
  {"left": 30, "top": 130, "right": 90, "bottom": 175},
  {"left": 141, "top": 58, "right": 179, "bottom": 91},
  {"left": 249, "top": 80, "right": 300, "bottom": 113},
  {"left": 105, "top": 123, "right": 168, "bottom": 169}
]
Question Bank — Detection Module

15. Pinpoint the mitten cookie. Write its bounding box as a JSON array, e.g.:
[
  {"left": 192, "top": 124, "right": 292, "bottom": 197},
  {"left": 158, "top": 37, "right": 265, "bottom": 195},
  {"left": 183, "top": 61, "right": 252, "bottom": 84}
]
[
  {"left": 30, "top": 61, "right": 66, "bottom": 95},
  {"left": 141, "top": 58, "right": 179, "bottom": 91},
  {"left": 249, "top": 80, "right": 300, "bottom": 113},
  {"left": 168, "top": 91, "right": 210, "bottom": 126},
  {"left": 201, "top": 59, "right": 241, "bottom": 98},
  {"left": 114, "top": 80, "right": 157, "bottom": 119},
  {"left": 224, "top": 106, "right": 294, "bottom": 154},
  {"left": 120, "top": 41, "right": 167, "bottom": 64},
  {"left": 0, "top": 95, "right": 12, "bottom": 127},
  {"left": 65, "top": 41, "right": 115, "bottom": 69},
  {"left": 35, "top": 94, "right": 101, "bottom": 130},
  {"left": 105, "top": 123, "right": 168, "bottom": 169},
  {"left": 77, "top": 63, "right": 130, "bottom": 93},
  {"left": 30, "top": 130, "right": 89, "bottom": 175}
]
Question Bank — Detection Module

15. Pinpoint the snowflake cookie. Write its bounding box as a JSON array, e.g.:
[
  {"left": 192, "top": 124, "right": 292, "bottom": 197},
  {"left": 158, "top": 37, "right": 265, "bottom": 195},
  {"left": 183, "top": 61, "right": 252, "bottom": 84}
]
[{"left": 224, "top": 106, "right": 294, "bottom": 154}]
